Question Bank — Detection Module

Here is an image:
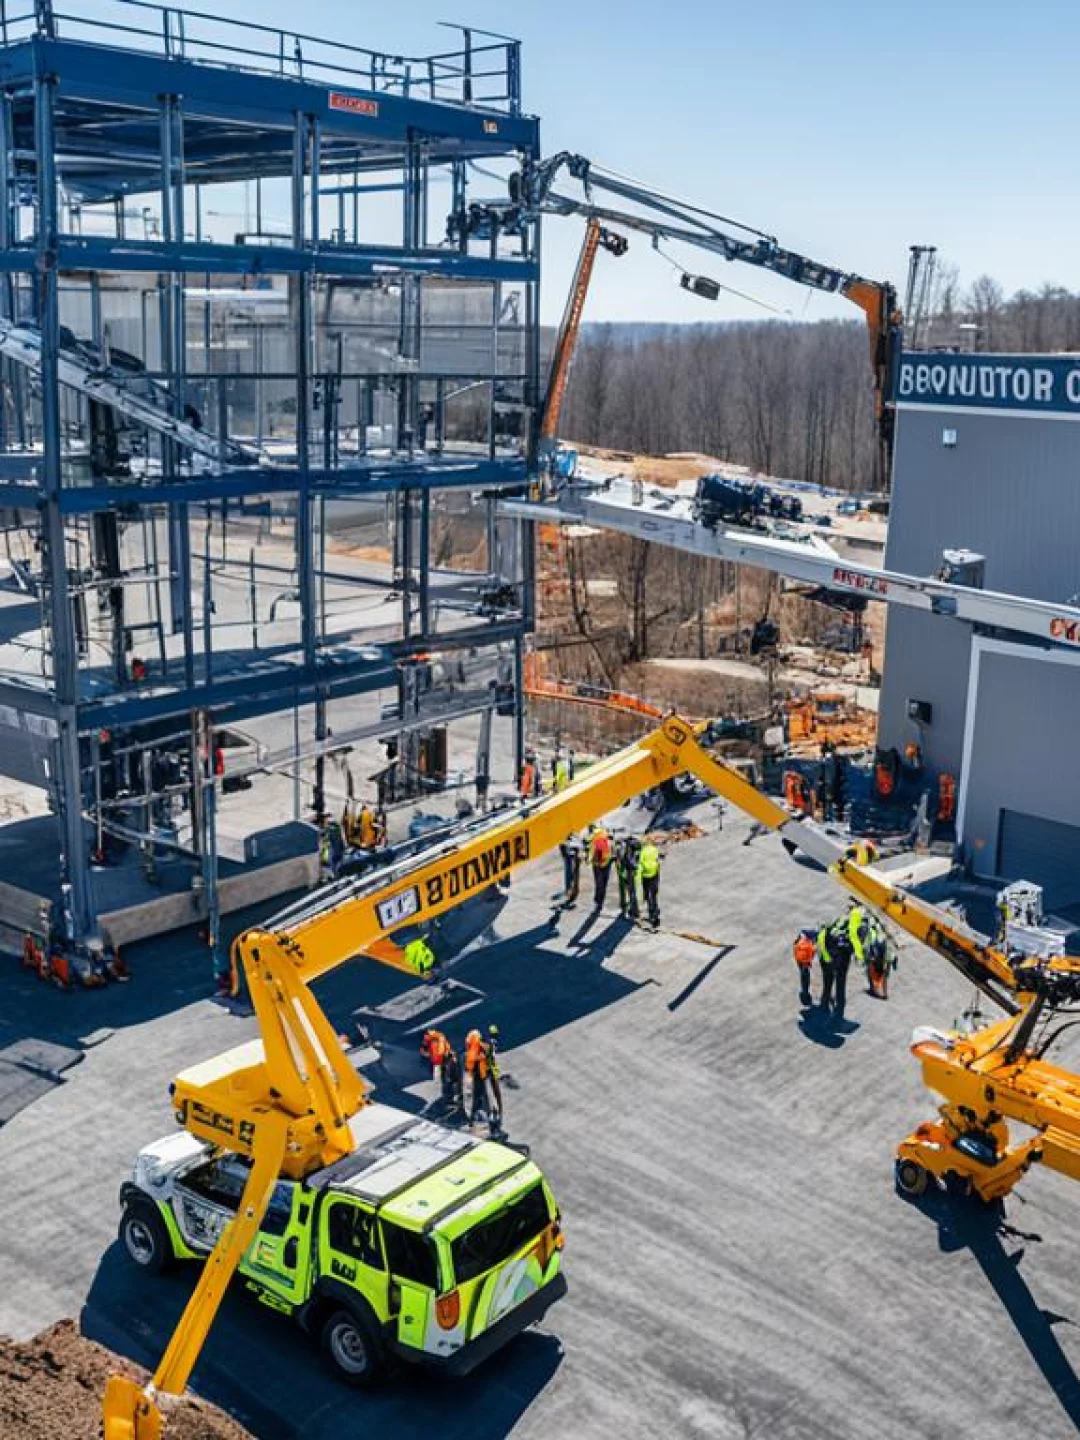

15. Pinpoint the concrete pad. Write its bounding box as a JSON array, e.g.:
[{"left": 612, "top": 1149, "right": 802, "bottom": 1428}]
[{"left": 2, "top": 806, "right": 1080, "bottom": 1439}]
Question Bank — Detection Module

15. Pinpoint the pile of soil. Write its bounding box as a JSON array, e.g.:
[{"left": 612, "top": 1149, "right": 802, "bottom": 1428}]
[{"left": 0, "top": 1320, "right": 253, "bottom": 1440}]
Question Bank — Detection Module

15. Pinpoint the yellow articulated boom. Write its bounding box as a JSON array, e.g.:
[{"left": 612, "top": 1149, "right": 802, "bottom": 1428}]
[
  {"left": 104, "top": 716, "right": 808, "bottom": 1439},
  {"left": 102, "top": 715, "right": 1080, "bottom": 1436}
]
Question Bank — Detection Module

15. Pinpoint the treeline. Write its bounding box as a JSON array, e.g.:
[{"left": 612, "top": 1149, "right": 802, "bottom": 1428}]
[
  {"left": 560, "top": 276, "right": 1080, "bottom": 491},
  {"left": 561, "top": 319, "right": 878, "bottom": 491},
  {"left": 925, "top": 273, "right": 1080, "bottom": 354}
]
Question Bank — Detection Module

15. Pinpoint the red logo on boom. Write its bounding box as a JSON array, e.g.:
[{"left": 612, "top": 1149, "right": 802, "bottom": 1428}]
[
  {"left": 832, "top": 566, "right": 887, "bottom": 596},
  {"left": 329, "top": 92, "right": 379, "bottom": 116},
  {"left": 1050, "top": 617, "right": 1080, "bottom": 644}
]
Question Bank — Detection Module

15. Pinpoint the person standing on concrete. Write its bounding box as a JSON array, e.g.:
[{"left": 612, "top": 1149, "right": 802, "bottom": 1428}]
[
  {"left": 421, "top": 1027, "right": 449, "bottom": 1080},
  {"left": 484, "top": 1024, "right": 503, "bottom": 1134},
  {"left": 860, "top": 914, "right": 894, "bottom": 998},
  {"left": 519, "top": 754, "right": 536, "bottom": 802},
  {"left": 553, "top": 752, "right": 570, "bottom": 793},
  {"left": 616, "top": 835, "right": 641, "bottom": 920},
  {"left": 589, "top": 824, "right": 613, "bottom": 909},
  {"left": 421, "top": 1028, "right": 461, "bottom": 1109},
  {"left": 464, "top": 1027, "right": 491, "bottom": 1126},
  {"left": 559, "top": 831, "right": 582, "bottom": 907},
  {"left": 793, "top": 927, "right": 817, "bottom": 1007},
  {"left": 637, "top": 838, "right": 661, "bottom": 929},
  {"left": 818, "top": 906, "right": 861, "bottom": 1019}
]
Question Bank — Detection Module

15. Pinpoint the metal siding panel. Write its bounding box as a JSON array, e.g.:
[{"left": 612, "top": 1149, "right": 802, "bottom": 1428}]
[
  {"left": 876, "top": 608, "right": 971, "bottom": 775},
  {"left": 886, "top": 409, "right": 1080, "bottom": 600},
  {"left": 998, "top": 810, "right": 1080, "bottom": 910},
  {"left": 961, "top": 650, "right": 1080, "bottom": 886},
  {"left": 882, "top": 401, "right": 1080, "bottom": 754}
]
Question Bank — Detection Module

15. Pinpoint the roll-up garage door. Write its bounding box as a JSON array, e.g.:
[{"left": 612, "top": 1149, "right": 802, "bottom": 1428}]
[{"left": 998, "top": 809, "right": 1080, "bottom": 910}]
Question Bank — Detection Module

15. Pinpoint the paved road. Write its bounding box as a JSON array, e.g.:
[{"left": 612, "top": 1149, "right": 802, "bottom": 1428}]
[{"left": 3, "top": 806, "right": 1080, "bottom": 1439}]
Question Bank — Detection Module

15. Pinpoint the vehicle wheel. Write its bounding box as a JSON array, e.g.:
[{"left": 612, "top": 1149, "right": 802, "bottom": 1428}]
[
  {"left": 895, "top": 1159, "right": 930, "bottom": 1198},
  {"left": 119, "top": 1203, "right": 173, "bottom": 1274},
  {"left": 321, "top": 1308, "right": 384, "bottom": 1388}
]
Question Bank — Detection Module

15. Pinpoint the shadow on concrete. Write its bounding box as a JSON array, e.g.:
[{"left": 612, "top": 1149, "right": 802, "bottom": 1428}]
[
  {"left": 905, "top": 1188, "right": 1080, "bottom": 1431},
  {"left": 82, "top": 1241, "right": 563, "bottom": 1440},
  {"left": 0, "top": 894, "right": 309, "bottom": 1055},
  {"left": 667, "top": 947, "right": 734, "bottom": 1012},
  {"left": 796, "top": 1004, "right": 852, "bottom": 1049},
  {"left": 326, "top": 916, "right": 652, "bottom": 1078}
]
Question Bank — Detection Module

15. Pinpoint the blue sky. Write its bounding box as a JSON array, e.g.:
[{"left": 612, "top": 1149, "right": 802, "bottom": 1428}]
[{"left": 202, "top": 0, "right": 1080, "bottom": 323}]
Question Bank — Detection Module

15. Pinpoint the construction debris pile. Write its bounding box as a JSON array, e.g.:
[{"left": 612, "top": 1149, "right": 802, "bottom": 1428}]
[{"left": 0, "top": 1321, "right": 252, "bottom": 1440}]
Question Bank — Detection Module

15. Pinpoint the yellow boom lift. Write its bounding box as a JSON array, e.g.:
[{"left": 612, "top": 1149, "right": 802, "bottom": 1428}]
[{"left": 105, "top": 716, "right": 1080, "bottom": 1437}]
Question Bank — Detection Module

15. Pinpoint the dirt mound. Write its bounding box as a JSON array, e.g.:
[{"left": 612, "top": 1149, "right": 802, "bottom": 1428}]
[{"left": 0, "top": 1319, "right": 252, "bottom": 1440}]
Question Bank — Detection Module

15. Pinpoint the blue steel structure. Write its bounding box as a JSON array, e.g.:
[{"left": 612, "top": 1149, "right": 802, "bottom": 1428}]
[{"left": 0, "top": 1, "right": 541, "bottom": 952}]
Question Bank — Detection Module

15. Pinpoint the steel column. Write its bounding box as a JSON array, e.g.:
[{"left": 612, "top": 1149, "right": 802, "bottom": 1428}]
[{"left": 36, "top": 65, "right": 93, "bottom": 941}]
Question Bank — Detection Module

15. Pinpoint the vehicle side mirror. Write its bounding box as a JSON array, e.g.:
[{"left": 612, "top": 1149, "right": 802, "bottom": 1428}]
[{"left": 283, "top": 1236, "right": 298, "bottom": 1269}]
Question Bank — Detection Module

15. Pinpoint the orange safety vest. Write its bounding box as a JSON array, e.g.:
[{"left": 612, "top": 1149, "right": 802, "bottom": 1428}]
[
  {"left": 590, "top": 830, "right": 612, "bottom": 867},
  {"left": 520, "top": 761, "right": 535, "bottom": 798},
  {"left": 464, "top": 1029, "right": 489, "bottom": 1078},
  {"left": 793, "top": 933, "right": 816, "bottom": 969},
  {"left": 421, "top": 1029, "right": 451, "bottom": 1066}
]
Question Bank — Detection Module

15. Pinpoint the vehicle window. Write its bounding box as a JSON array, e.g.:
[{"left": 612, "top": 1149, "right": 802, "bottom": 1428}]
[
  {"left": 381, "top": 1221, "right": 439, "bottom": 1288},
  {"left": 259, "top": 1181, "right": 296, "bottom": 1238},
  {"left": 326, "top": 1201, "right": 383, "bottom": 1269},
  {"left": 450, "top": 1183, "right": 550, "bottom": 1286}
]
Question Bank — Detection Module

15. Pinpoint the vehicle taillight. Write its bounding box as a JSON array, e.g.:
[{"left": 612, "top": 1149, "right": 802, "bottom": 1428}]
[
  {"left": 551, "top": 1219, "right": 564, "bottom": 1251},
  {"left": 435, "top": 1289, "right": 461, "bottom": 1330}
]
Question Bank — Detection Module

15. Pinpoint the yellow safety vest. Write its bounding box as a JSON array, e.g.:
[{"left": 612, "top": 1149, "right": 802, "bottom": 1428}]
[
  {"left": 405, "top": 938, "right": 435, "bottom": 975},
  {"left": 847, "top": 907, "right": 867, "bottom": 964},
  {"left": 637, "top": 843, "right": 660, "bottom": 879}
]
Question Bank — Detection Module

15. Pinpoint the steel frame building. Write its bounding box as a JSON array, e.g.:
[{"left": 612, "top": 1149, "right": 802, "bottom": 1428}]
[{"left": 0, "top": 0, "right": 540, "bottom": 962}]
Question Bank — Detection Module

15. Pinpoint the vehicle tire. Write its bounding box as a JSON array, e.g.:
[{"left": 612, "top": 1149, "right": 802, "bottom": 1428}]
[
  {"left": 119, "top": 1202, "right": 174, "bottom": 1275},
  {"left": 895, "top": 1159, "right": 930, "bottom": 1198},
  {"left": 320, "top": 1308, "right": 384, "bottom": 1388}
]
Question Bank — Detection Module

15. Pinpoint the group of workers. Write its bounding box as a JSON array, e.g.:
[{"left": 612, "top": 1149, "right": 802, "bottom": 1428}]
[
  {"left": 792, "top": 901, "right": 894, "bottom": 1019},
  {"left": 519, "top": 747, "right": 576, "bottom": 801},
  {"left": 420, "top": 1023, "right": 503, "bottom": 1134},
  {"left": 558, "top": 825, "right": 662, "bottom": 927}
]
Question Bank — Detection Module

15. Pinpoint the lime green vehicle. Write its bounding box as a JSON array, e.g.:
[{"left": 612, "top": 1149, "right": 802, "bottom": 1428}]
[{"left": 119, "top": 1102, "right": 566, "bottom": 1384}]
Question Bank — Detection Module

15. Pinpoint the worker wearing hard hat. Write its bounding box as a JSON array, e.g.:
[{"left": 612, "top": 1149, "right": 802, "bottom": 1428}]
[
  {"left": 817, "top": 902, "right": 868, "bottom": 1020},
  {"left": 484, "top": 1025, "right": 504, "bottom": 1135},
  {"left": 464, "top": 1027, "right": 491, "bottom": 1128},
  {"left": 636, "top": 838, "right": 661, "bottom": 929},
  {"left": 421, "top": 1028, "right": 462, "bottom": 1111},
  {"left": 589, "top": 824, "right": 614, "bottom": 909},
  {"left": 553, "top": 752, "right": 570, "bottom": 793},
  {"left": 793, "top": 928, "right": 817, "bottom": 1007},
  {"left": 616, "top": 835, "right": 641, "bottom": 921},
  {"left": 559, "top": 831, "right": 582, "bottom": 907}
]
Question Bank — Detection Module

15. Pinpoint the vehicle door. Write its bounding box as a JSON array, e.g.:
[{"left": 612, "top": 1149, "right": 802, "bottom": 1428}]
[
  {"left": 379, "top": 1219, "right": 443, "bottom": 1356},
  {"left": 318, "top": 1196, "right": 389, "bottom": 1319},
  {"left": 237, "top": 1179, "right": 312, "bottom": 1312}
]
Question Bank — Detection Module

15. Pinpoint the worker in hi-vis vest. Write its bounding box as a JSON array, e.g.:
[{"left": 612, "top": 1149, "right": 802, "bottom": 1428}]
[{"left": 637, "top": 839, "right": 661, "bottom": 928}]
